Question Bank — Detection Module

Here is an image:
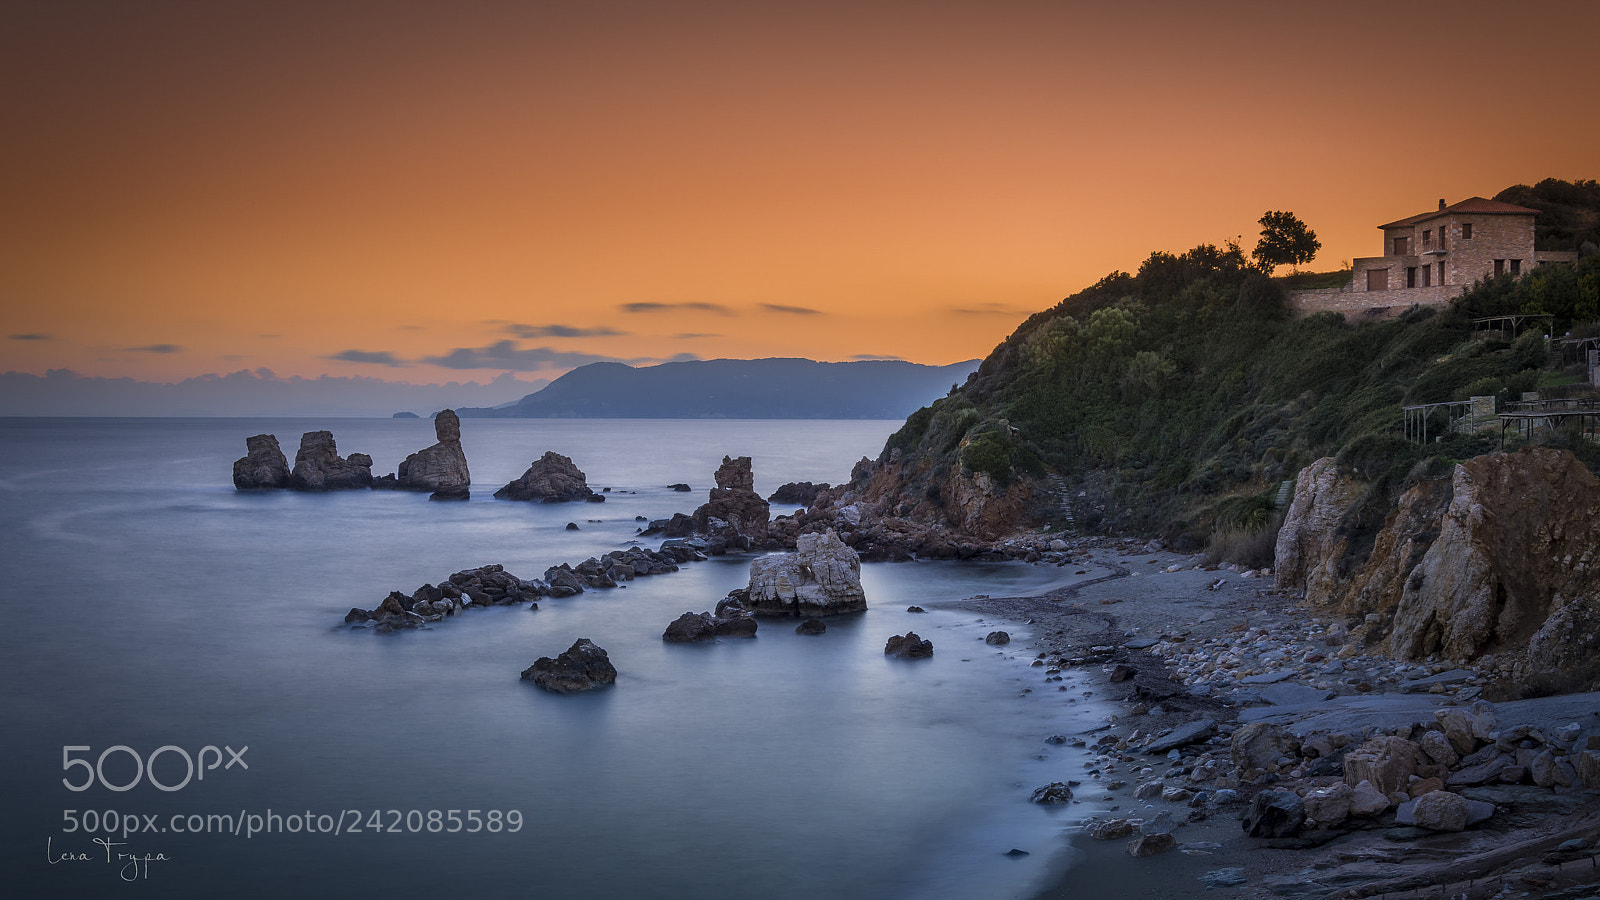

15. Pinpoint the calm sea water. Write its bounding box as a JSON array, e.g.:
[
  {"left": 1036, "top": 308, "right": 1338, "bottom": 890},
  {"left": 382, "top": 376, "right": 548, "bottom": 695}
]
[{"left": 0, "top": 418, "right": 1102, "bottom": 899}]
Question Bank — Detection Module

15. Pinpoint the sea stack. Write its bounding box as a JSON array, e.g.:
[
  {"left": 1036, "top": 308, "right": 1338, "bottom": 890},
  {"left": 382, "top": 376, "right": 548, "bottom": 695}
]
[
  {"left": 692, "top": 455, "right": 770, "bottom": 542},
  {"left": 232, "top": 434, "right": 291, "bottom": 489},
  {"left": 287, "top": 431, "right": 373, "bottom": 491},
  {"left": 395, "top": 409, "right": 471, "bottom": 498}
]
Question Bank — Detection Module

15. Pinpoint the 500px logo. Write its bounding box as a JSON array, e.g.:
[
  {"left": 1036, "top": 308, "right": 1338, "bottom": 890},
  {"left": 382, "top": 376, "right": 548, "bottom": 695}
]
[{"left": 63, "top": 745, "right": 248, "bottom": 792}]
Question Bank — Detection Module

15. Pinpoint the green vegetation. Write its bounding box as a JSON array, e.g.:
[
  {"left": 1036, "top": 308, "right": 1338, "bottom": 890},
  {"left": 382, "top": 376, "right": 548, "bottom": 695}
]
[
  {"left": 1494, "top": 178, "right": 1600, "bottom": 252},
  {"left": 877, "top": 241, "right": 1600, "bottom": 553}
]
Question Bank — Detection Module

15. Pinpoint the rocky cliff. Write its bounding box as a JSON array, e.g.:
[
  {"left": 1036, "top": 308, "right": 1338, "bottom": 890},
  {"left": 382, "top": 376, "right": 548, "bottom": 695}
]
[{"left": 1275, "top": 448, "right": 1600, "bottom": 682}]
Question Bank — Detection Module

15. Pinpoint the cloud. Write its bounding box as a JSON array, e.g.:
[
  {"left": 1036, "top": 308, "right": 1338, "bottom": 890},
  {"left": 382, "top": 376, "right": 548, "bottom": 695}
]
[
  {"left": 328, "top": 349, "right": 409, "bottom": 367},
  {"left": 852, "top": 353, "right": 905, "bottom": 361},
  {"left": 505, "top": 323, "right": 627, "bottom": 339},
  {"left": 947, "top": 302, "right": 1029, "bottom": 316},
  {"left": 423, "top": 340, "right": 621, "bottom": 371},
  {"left": 759, "top": 303, "right": 822, "bottom": 316},
  {"left": 124, "top": 344, "right": 183, "bottom": 354},
  {"left": 672, "top": 332, "right": 720, "bottom": 339},
  {"left": 8, "top": 333, "right": 53, "bottom": 340},
  {"left": 618, "top": 301, "right": 733, "bottom": 315},
  {"left": 663, "top": 352, "right": 700, "bottom": 363}
]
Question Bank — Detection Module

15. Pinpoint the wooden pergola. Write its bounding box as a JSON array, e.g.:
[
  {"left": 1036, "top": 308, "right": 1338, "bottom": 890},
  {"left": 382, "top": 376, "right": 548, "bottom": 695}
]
[
  {"left": 1473, "top": 314, "right": 1553, "bottom": 338},
  {"left": 1403, "top": 400, "right": 1474, "bottom": 445}
]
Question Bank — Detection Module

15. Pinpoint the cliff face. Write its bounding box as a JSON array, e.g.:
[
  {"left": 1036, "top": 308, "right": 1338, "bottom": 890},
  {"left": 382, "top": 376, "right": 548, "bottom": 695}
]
[{"left": 1275, "top": 448, "right": 1600, "bottom": 678}]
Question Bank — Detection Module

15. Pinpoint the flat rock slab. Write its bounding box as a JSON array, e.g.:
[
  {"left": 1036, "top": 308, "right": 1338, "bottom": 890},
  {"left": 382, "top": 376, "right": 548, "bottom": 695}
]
[
  {"left": 1145, "top": 719, "right": 1217, "bottom": 754},
  {"left": 1399, "top": 669, "right": 1478, "bottom": 693},
  {"left": 1240, "top": 670, "right": 1298, "bottom": 685},
  {"left": 1124, "top": 637, "right": 1162, "bottom": 649}
]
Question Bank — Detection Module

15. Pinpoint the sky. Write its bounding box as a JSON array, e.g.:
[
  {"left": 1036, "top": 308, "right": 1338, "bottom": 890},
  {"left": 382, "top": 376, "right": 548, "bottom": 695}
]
[{"left": 2, "top": 0, "right": 1596, "bottom": 396}]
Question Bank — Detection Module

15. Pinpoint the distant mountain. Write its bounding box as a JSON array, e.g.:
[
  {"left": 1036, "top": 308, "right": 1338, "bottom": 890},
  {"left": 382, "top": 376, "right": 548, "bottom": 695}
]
[{"left": 455, "top": 358, "right": 980, "bottom": 419}]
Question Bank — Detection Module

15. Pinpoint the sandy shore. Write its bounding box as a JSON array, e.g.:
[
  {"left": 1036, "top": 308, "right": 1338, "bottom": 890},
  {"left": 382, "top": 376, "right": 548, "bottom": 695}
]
[{"left": 938, "top": 542, "right": 1600, "bottom": 900}]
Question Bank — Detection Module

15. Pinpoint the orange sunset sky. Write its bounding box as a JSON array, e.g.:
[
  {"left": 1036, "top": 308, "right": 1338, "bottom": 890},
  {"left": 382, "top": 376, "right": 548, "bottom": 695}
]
[{"left": 3, "top": 0, "right": 1596, "bottom": 387}]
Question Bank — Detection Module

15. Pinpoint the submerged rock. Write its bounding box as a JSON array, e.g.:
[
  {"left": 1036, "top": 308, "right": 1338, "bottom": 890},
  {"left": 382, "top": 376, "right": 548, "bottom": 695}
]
[
  {"left": 232, "top": 433, "right": 290, "bottom": 489},
  {"left": 662, "top": 611, "right": 758, "bottom": 642},
  {"left": 795, "top": 619, "right": 827, "bottom": 636},
  {"left": 288, "top": 431, "right": 373, "bottom": 491},
  {"left": 496, "top": 451, "right": 599, "bottom": 502},
  {"left": 746, "top": 530, "right": 866, "bottom": 616},
  {"left": 521, "top": 638, "right": 617, "bottom": 693}
]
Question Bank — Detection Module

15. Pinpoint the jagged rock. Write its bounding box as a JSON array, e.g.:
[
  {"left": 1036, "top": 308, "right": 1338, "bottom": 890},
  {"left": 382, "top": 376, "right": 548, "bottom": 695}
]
[
  {"left": 885, "top": 632, "right": 933, "bottom": 659},
  {"left": 1127, "top": 833, "right": 1176, "bottom": 857},
  {"left": 393, "top": 409, "right": 470, "bottom": 492},
  {"left": 1029, "top": 782, "right": 1073, "bottom": 804},
  {"left": 1273, "top": 457, "right": 1366, "bottom": 595},
  {"left": 769, "top": 481, "right": 828, "bottom": 505},
  {"left": 795, "top": 619, "right": 827, "bottom": 635},
  {"left": 520, "top": 639, "right": 617, "bottom": 693},
  {"left": 746, "top": 530, "right": 866, "bottom": 616},
  {"left": 1109, "top": 663, "right": 1135, "bottom": 682},
  {"left": 495, "top": 451, "right": 598, "bottom": 502},
  {"left": 1419, "top": 729, "right": 1461, "bottom": 768},
  {"left": 1242, "top": 789, "right": 1305, "bottom": 838},
  {"left": 1343, "top": 737, "right": 1422, "bottom": 796},
  {"left": 543, "top": 565, "right": 587, "bottom": 598},
  {"left": 1232, "top": 722, "right": 1287, "bottom": 773},
  {"left": 661, "top": 611, "right": 757, "bottom": 641},
  {"left": 1089, "top": 819, "right": 1135, "bottom": 840},
  {"left": 232, "top": 434, "right": 290, "bottom": 489},
  {"left": 985, "top": 631, "right": 1010, "bottom": 646},
  {"left": 287, "top": 431, "right": 373, "bottom": 490},
  {"left": 692, "top": 456, "right": 769, "bottom": 541},
  {"left": 1435, "top": 708, "right": 1480, "bottom": 757}
]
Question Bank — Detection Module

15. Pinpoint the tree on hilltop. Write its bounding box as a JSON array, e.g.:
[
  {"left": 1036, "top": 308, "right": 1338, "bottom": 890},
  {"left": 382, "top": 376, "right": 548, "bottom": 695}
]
[{"left": 1252, "top": 210, "right": 1320, "bottom": 274}]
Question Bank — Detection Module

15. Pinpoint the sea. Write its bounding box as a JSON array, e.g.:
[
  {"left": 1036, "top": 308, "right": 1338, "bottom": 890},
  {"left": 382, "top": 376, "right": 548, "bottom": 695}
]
[{"left": 0, "top": 417, "right": 1107, "bottom": 899}]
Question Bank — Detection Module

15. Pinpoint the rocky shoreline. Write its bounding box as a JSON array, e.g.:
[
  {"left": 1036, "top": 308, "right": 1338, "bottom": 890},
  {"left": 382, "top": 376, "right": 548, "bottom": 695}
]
[{"left": 941, "top": 541, "right": 1600, "bottom": 900}]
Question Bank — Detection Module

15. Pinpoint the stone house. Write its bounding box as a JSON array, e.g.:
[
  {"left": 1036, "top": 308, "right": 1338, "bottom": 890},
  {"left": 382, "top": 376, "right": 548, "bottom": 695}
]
[{"left": 1289, "top": 197, "right": 1579, "bottom": 314}]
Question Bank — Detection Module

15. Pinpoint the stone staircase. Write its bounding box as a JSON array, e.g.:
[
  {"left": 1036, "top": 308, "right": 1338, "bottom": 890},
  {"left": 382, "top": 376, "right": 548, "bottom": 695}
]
[
  {"left": 1273, "top": 479, "right": 1295, "bottom": 508},
  {"left": 1047, "top": 474, "right": 1075, "bottom": 528}
]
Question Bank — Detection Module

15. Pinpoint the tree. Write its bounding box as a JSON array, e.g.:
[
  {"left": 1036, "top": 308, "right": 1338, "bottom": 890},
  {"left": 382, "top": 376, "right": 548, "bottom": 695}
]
[{"left": 1252, "top": 210, "right": 1321, "bottom": 274}]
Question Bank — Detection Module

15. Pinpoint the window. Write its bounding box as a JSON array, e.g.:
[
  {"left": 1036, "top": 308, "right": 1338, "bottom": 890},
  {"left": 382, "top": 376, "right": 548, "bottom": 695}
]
[
  {"left": 1367, "top": 269, "right": 1389, "bottom": 291},
  {"left": 1494, "top": 259, "right": 1505, "bottom": 276},
  {"left": 1423, "top": 229, "right": 1432, "bottom": 247},
  {"left": 1439, "top": 261, "right": 1446, "bottom": 284},
  {"left": 1406, "top": 267, "right": 1417, "bottom": 287},
  {"left": 1462, "top": 222, "right": 1473, "bottom": 239},
  {"left": 1393, "top": 235, "right": 1411, "bottom": 254},
  {"left": 1422, "top": 265, "right": 1431, "bottom": 287},
  {"left": 1510, "top": 259, "right": 1521, "bottom": 275}
]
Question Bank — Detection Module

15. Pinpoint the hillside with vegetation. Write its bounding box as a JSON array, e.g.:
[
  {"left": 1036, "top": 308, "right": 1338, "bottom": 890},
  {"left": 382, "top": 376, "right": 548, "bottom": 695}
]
[{"left": 858, "top": 229, "right": 1600, "bottom": 565}]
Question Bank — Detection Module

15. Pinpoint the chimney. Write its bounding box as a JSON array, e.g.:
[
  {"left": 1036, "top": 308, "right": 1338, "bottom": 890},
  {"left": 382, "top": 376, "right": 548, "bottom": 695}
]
[{"left": 1438, "top": 198, "right": 1447, "bottom": 210}]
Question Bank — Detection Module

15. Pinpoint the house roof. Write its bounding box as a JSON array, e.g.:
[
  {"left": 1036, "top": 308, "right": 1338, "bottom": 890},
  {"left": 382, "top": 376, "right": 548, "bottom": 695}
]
[{"left": 1379, "top": 197, "right": 1540, "bottom": 229}]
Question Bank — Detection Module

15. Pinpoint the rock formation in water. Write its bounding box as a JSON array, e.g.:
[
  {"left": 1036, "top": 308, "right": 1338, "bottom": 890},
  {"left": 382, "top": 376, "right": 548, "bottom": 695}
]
[
  {"left": 768, "top": 481, "right": 828, "bottom": 505},
  {"left": 661, "top": 610, "right": 758, "bottom": 642},
  {"left": 1275, "top": 447, "right": 1600, "bottom": 681},
  {"left": 232, "top": 434, "right": 290, "bottom": 489},
  {"left": 288, "top": 431, "right": 373, "bottom": 491},
  {"left": 494, "top": 451, "right": 600, "bottom": 502},
  {"left": 691, "top": 455, "right": 769, "bottom": 544},
  {"left": 521, "top": 638, "right": 618, "bottom": 693},
  {"left": 745, "top": 530, "right": 866, "bottom": 616},
  {"left": 389, "top": 409, "right": 471, "bottom": 497},
  {"left": 884, "top": 632, "right": 933, "bottom": 659}
]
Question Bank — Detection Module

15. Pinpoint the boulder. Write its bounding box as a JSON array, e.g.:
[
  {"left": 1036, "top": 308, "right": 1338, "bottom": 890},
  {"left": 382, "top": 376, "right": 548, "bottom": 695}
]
[
  {"left": 1231, "top": 722, "right": 1287, "bottom": 773},
  {"left": 885, "top": 632, "right": 933, "bottom": 659},
  {"left": 287, "top": 431, "right": 373, "bottom": 490},
  {"left": 985, "top": 631, "right": 1010, "bottom": 646},
  {"left": 394, "top": 409, "right": 470, "bottom": 492},
  {"left": 1029, "top": 782, "right": 1073, "bottom": 804},
  {"left": 520, "top": 639, "right": 617, "bottom": 693},
  {"left": 1418, "top": 729, "right": 1460, "bottom": 768},
  {"left": 1089, "top": 819, "right": 1135, "bottom": 840},
  {"left": 795, "top": 619, "right": 827, "bottom": 635},
  {"left": 495, "top": 451, "right": 598, "bottom": 502},
  {"left": 232, "top": 434, "right": 290, "bottom": 489},
  {"left": 1302, "top": 783, "right": 1353, "bottom": 829},
  {"left": 1348, "top": 780, "right": 1390, "bottom": 817},
  {"left": 1342, "top": 737, "right": 1422, "bottom": 796},
  {"left": 1127, "top": 833, "right": 1176, "bottom": 857},
  {"left": 1242, "top": 789, "right": 1305, "bottom": 839},
  {"left": 746, "top": 531, "right": 866, "bottom": 616},
  {"left": 1404, "top": 791, "right": 1472, "bottom": 832},
  {"left": 662, "top": 611, "right": 757, "bottom": 641}
]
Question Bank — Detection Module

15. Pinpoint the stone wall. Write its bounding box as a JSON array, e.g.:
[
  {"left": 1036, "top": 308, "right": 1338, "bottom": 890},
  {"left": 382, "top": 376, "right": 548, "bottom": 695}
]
[{"left": 1287, "top": 285, "right": 1460, "bottom": 316}]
